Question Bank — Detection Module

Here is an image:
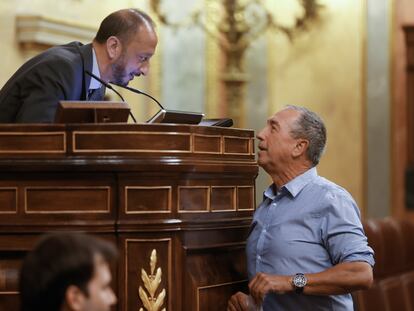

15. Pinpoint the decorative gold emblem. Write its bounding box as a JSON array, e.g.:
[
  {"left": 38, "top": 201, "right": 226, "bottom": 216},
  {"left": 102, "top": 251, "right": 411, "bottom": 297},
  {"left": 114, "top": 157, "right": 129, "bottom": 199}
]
[{"left": 139, "top": 249, "right": 166, "bottom": 311}]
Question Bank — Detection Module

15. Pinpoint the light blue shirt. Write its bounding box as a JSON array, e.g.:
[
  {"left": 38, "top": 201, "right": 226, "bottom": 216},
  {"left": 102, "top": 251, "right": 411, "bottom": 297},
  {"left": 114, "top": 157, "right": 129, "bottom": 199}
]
[
  {"left": 89, "top": 48, "right": 101, "bottom": 90},
  {"left": 246, "top": 167, "right": 374, "bottom": 310}
]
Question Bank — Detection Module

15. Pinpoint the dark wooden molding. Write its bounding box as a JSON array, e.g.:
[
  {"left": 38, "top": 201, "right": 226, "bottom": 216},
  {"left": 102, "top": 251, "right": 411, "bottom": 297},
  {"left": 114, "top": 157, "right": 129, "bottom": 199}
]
[{"left": 0, "top": 123, "right": 257, "bottom": 311}]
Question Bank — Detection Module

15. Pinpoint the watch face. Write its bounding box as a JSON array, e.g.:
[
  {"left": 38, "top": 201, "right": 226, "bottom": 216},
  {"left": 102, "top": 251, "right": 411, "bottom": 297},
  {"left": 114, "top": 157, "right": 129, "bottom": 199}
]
[{"left": 293, "top": 273, "right": 307, "bottom": 288}]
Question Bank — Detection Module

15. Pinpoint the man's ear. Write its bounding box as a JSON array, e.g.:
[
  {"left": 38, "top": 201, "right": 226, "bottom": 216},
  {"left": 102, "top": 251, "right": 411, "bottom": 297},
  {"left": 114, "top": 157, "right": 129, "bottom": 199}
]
[
  {"left": 106, "top": 36, "right": 122, "bottom": 60},
  {"left": 292, "top": 139, "right": 309, "bottom": 158},
  {"left": 65, "top": 285, "right": 86, "bottom": 311}
]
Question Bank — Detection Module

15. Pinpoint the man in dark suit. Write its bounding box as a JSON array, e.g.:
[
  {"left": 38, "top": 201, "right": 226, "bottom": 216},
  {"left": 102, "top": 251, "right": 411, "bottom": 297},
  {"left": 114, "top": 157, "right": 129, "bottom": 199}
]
[{"left": 0, "top": 8, "right": 158, "bottom": 123}]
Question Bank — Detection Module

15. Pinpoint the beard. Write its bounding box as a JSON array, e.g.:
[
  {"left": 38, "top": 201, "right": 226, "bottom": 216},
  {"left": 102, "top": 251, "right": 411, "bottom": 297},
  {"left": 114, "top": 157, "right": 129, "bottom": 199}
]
[{"left": 111, "top": 53, "right": 129, "bottom": 86}]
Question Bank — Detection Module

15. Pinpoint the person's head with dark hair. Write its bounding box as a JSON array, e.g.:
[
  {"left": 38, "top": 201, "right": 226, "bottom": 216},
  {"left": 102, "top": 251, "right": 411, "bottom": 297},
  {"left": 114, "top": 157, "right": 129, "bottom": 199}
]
[
  {"left": 95, "top": 8, "right": 155, "bottom": 46},
  {"left": 19, "top": 232, "right": 117, "bottom": 311},
  {"left": 93, "top": 8, "right": 158, "bottom": 86}
]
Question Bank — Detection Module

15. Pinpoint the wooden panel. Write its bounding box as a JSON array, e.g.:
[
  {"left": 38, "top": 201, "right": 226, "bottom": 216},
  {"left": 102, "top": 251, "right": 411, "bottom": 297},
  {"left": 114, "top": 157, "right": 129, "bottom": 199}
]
[
  {"left": 197, "top": 280, "right": 247, "bottom": 311},
  {"left": 181, "top": 227, "right": 249, "bottom": 249},
  {"left": 0, "top": 188, "right": 17, "bottom": 213},
  {"left": 125, "top": 186, "right": 172, "bottom": 214},
  {"left": 178, "top": 187, "right": 209, "bottom": 212},
  {"left": 381, "top": 277, "right": 409, "bottom": 311},
  {"left": 407, "top": 169, "right": 414, "bottom": 209},
  {"left": 73, "top": 131, "right": 191, "bottom": 153},
  {"left": 223, "top": 136, "right": 251, "bottom": 155},
  {"left": 0, "top": 124, "right": 257, "bottom": 311},
  {"left": 405, "top": 26, "right": 414, "bottom": 67},
  {"left": 237, "top": 186, "right": 255, "bottom": 211},
  {"left": 407, "top": 67, "right": 414, "bottom": 167},
  {"left": 211, "top": 187, "right": 235, "bottom": 212},
  {"left": 124, "top": 239, "right": 171, "bottom": 311},
  {"left": 0, "top": 251, "right": 23, "bottom": 311},
  {"left": 0, "top": 293, "right": 19, "bottom": 311},
  {"left": 183, "top": 246, "right": 248, "bottom": 311},
  {"left": 193, "top": 134, "right": 221, "bottom": 154},
  {"left": 0, "top": 132, "right": 65, "bottom": 154},
  {"left": 403, "top": 27, "right": 414, "bottom": 215},
  {"left": 25, "top": 187, "right": 110, "bottom": 213},
  {"left": 0, "top": 253, "right": 21, "bottom": 293}
]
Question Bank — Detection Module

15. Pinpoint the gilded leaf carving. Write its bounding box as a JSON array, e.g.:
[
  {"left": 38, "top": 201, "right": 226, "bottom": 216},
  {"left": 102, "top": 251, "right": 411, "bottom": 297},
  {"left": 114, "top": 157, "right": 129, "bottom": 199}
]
[{"left": 138, "top": 249, "right": 166, "bottom": 311}]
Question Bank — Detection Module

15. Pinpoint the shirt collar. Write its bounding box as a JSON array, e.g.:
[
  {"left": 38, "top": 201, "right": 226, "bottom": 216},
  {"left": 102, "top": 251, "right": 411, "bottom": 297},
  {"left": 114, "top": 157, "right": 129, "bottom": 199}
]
[
  {"left": 284, "top": 167, "right": 318, "bottom": 197},
  {"left": 263, "top": 184, "right": 277, "bottom": 201},
  {"left": 263, "top": 167, "right": 318, "bottom": 200},
  {"left": 89, "top": 48, "right": 101, "bottom": 90}
]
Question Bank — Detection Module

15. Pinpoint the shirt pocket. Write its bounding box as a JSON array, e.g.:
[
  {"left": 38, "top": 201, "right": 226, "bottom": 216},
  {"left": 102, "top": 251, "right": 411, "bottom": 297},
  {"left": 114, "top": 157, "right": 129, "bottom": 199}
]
[{"left": 275, "top": 216, "right": 325, "bottom": 256}]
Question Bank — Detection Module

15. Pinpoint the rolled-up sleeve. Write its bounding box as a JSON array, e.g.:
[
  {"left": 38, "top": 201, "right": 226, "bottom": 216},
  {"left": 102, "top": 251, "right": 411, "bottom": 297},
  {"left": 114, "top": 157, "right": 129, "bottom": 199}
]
[{"left": 322, "top": 190, "right": 375, "bottom": 267}]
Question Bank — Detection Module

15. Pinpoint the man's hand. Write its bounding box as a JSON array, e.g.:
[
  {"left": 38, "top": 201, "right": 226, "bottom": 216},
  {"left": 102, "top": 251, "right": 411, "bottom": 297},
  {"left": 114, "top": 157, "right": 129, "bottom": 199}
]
[
  {"left": 248, "top": 273, "right": 292, "bottom": 305},
  {"left": 227, "top": 292, "right": 249, "bottom": 311}
]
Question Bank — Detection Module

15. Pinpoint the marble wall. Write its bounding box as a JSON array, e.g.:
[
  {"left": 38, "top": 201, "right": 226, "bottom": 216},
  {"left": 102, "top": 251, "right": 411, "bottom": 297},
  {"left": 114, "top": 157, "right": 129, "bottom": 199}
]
[{"left": 264, "top": 0, "right": 366, "bottom": 209}]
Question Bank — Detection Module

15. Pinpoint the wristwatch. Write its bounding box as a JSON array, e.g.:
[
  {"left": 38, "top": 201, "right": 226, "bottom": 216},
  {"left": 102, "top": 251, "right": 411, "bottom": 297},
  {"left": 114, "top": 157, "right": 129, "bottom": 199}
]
[{"left": 292, "top": 273, "right": 307, "bottom": 293}]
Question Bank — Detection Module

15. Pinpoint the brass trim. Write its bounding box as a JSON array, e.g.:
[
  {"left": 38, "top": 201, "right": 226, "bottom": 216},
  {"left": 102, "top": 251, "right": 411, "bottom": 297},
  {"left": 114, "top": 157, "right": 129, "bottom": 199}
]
[
  {"left": 0, "top": 291, "right": 19, "bottom": 295},
  {"left": 24, "top": 186, "right": 111, "bottom": 214},
  {"left": 177, "top": 186, "right": 210, "bottom": 213},
  {"left": 0, "top": 132, "right": 66, "bottom": 154},
  {"left": 236, "top": 186, "right": 255, "bottom": 211},
  {"left": 125, "top": 238, "right": 172, "bottom": 311},
  {"left": 0, "top": 187, "right": 18, "bottom": 214},
  {"left": 223, "top": 135, "right": 251, "bottom": 155},
  {"left": 210, "top": 186, "right": 236, "bottom": 212},
  {"left": 196, "top": 279, "right": 248, "bottom": 311},
  {"left": 72, "top": 131, "right": 192, "bottom": 153},
  {"left": 192, "top": 134, "right": 223, "bottom": 154},
  {"left": 223, "top": 135, "right": 252, "bottom": 140},
  {"left": 185, "top": 160, "right": 257, "bottom": 166},
  {"left": 125, "top": 186, "right": 172, "bottom": 214}
]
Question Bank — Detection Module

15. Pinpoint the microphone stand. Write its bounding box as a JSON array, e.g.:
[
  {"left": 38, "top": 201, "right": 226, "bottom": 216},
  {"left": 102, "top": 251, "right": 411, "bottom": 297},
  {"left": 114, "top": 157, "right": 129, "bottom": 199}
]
[
  {"left": 111, "top": 83, "right": 165, "bottom": 110},
  {"left": 85, "top": 71, "right": 137, "bottom": 123}
]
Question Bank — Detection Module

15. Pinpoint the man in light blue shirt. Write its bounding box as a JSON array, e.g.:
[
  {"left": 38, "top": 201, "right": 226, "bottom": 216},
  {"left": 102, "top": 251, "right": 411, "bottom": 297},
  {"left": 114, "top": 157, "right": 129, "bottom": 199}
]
[{"left": 228, "top": 106, "right": 374, "bottom": 311}]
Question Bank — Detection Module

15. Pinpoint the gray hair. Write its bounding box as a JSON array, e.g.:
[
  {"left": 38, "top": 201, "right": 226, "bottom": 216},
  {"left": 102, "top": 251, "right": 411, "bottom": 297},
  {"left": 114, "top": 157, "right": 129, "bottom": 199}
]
[{"left": 285, "top": 105, "right": 327, "bottom": 166}]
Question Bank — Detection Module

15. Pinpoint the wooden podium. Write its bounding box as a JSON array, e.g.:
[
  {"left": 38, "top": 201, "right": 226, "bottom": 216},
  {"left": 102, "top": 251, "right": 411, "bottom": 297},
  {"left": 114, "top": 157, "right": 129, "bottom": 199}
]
[{"left": 0, "top": 123, "right": 258, "bottom": 311}]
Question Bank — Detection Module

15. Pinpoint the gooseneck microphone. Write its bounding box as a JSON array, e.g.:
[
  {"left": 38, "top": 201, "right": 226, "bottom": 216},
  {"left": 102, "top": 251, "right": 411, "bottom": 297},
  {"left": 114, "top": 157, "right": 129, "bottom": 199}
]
[
  {"left": 85, "top": 70, "right": 137, "bottom": 123},
  {"left": 112, "top": 83, "right": 165, "bottom": 110},
  {"left": 108, "top": 80, "right": 207, "bottom": 125},
  {"left": 86, "top": 70, "right": 205, "bottom": 125}
]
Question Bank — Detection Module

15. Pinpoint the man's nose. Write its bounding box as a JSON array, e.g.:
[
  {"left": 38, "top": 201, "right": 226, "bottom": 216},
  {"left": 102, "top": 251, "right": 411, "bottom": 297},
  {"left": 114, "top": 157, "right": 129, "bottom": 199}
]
[
  {"left": 138, "top": 64, "right": 149, "bottom": 76},
  {"left": 256, "top": 128, "right": 265, "bottom": 140}
]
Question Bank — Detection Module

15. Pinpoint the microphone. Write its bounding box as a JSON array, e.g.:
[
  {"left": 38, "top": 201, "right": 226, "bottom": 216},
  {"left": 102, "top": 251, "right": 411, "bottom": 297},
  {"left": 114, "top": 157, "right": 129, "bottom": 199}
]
[
  {"left": 86, "top": 71, "right": 204, "bottom": 125},
  {"left": 85, "top": 70, "right": 137, "bottom": 123},
  {"left": 111, "top": 83, "right": 165, "bottom": 111}
]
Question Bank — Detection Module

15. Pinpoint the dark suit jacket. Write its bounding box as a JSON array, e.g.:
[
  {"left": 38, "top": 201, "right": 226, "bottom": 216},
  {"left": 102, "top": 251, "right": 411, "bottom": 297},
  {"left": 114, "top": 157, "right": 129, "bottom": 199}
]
[{"left": 0, "top": 42, "right": 104, "bottom": 123}]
